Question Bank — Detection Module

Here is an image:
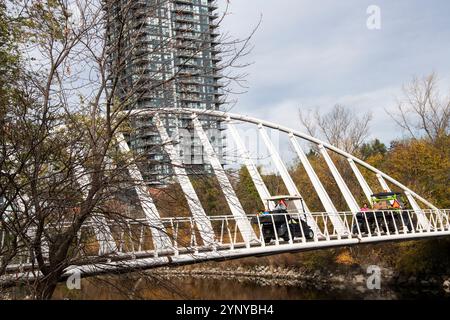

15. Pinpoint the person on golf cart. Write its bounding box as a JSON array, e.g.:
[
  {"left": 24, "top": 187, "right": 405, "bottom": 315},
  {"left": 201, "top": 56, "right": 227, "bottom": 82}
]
[
  {"left": 274, "top": 199, "right": 288, "bottom": 213},
  {"left": 353, "top": 192, "right": 412, "bottom": 234},
  {"left": 252, "top": 196, "right": 315, "bottom": 242}
]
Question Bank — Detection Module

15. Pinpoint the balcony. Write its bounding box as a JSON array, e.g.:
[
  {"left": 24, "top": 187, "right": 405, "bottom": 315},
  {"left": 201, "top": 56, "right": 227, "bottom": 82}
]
[
  {"left": 178, "top": 78, "right": 203, "bottom": 86},
  {"left": 211, "top": 55, "right": 222, "bottom": 62},
  {"left": 174, "top": 15, "right": 198, "bottom": 24},
  {"left": 174, "top": 0, "right": 195, "bottom": 5},
  {"left": 173, "top": 5, "right": 193, "bottom": 14},
  {"left": 175, "top": 34, "right": 202, "bottom": 42},
  {"left": 209, "top": 13, "right": 219, "bottom": 20},
  {"left": 179, "top": 94, "right": 203, "bottom": 102},
  {"left": 176, "top": 49, "right": 199, "bottom": 58},
  {"left": 177, "top": 70, "right": 201, "bottom": 78},
  {"left": 174, "top": 41, "right": 199, "bottom": 50},
  {"left": 178, "top": 87, "right": 201, "bottom": 94},
  {"left": 176, "top": 60, "right": 202, "bottom": 69}
]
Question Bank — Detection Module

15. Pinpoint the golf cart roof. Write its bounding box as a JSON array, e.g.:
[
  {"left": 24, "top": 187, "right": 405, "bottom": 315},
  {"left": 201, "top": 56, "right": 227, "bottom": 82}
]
[
  {"left": 265, "top": 195, "right": 302, "bottom": 202},
  {"left": 371, "top": 192, "right": 402, "bottom": 197}
]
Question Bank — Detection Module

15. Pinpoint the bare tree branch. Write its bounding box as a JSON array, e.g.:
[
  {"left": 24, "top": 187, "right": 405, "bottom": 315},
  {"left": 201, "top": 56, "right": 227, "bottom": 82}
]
[{"left": 387, "top": 72, "right": 450, "bottom": 142}]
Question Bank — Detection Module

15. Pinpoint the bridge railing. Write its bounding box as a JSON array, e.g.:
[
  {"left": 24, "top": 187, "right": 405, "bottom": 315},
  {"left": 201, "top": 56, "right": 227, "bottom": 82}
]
[
  {"left": 86, "top": 208, "right": 450, "bottom": 257},
  {"left": 1, "top": 209, "right": 449, "bottom": 268}
]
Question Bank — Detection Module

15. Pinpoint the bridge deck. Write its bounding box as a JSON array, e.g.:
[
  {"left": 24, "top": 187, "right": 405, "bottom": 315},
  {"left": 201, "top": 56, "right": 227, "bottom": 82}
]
[{"left": 2, "top": 209, "right": 449, "bottom": 285}]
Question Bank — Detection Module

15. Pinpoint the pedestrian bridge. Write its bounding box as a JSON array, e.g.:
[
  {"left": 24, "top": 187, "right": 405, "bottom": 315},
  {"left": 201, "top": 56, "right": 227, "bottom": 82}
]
[{"left": 1, "top": 108, "right": 449, "bottom": 284}]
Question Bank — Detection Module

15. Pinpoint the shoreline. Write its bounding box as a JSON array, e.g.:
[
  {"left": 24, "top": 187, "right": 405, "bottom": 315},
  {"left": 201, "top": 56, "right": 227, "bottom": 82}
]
[{"left": 151, "top": 265, "right": 450, "bottom": 295}]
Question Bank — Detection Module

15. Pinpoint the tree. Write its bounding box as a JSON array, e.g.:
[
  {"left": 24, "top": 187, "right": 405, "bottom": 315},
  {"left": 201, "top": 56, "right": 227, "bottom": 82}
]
[
  {"left": 191, "top": 175, "right": 229, "bottom": 216},
  {"left": 235, "top": 166, "right": 263, "bottom": 214},
  {"left": 380, "top": 137, "right": 450, "bottom": 208},
  {"left": 0, "top": 0, "right": 31, "bottom": 279},
  {"left": 0, "top": 0, "right": 255, "bottom": 299},
  {"left": 360, "top": 139, "right": 387, "bottom": 160},
  {"left": 296, "top": 105, "right": 373, "bottom": 209},
  {"left": 299, "top": 104, "right": 372, "bottom": 154},
  {"left": 388, "top": 72, "right": 450, "bottom": 143}
]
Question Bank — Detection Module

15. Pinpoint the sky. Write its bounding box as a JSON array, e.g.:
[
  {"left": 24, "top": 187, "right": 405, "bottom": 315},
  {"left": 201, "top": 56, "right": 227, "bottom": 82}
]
[{"left": 216, "top": 0, "right": 450, "bottom": 146}]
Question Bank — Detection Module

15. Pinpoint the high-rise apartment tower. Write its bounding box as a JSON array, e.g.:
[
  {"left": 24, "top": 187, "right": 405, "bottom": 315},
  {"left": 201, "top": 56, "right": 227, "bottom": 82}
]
[{"left": 105, "top": 0, "right": 224, "bottom": 184}]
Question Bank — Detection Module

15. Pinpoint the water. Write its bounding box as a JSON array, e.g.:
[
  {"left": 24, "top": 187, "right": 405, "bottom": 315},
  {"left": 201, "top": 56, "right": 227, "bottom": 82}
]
[{"left": 50, "top": 274, "right": 450, "bottom": 300}]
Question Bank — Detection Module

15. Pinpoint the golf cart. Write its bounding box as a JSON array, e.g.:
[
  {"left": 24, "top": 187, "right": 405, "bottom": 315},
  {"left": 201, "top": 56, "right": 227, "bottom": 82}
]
[
  {"left": 251, "top": 195, "right": 314, "bottom": 243},
  {"left": 353, "top": 192, "right": 412, "bottom": 234}
]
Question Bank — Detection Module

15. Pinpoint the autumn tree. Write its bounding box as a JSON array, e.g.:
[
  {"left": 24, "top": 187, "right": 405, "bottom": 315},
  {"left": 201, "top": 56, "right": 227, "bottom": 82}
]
[
  {"left": 0, "top": 0, "right": 255, "bottom": 299},
  {"left": 234, "top": 166, "right": 263, "bottom": 214},
  {"left": 389, "top": 72, "right": 449, "bottom": 143},
  {"left": 299, "top": 104, "right": 372, "bottom": 154}
]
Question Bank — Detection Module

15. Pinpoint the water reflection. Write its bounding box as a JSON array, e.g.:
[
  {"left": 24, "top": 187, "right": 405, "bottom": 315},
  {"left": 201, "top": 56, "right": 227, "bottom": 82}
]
[{"left": 51, "top": 273, "right": 450, "bottom": 300}]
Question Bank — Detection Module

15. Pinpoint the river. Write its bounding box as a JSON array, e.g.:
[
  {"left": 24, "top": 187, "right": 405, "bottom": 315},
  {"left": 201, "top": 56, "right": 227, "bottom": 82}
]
[{"left": 47, "top": 272, "right": 450, "bottom": 300}]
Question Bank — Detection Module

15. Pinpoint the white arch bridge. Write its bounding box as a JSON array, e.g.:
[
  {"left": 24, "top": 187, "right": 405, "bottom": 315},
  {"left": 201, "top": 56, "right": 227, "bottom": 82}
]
[{"left": 1, "top": 108, "right": 449, "bottom": 283}]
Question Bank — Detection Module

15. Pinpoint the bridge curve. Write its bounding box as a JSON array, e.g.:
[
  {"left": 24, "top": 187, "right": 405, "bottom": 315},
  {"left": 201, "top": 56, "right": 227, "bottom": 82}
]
[{"left": 130, "top": 108, "right": 439, "bottom": 211}]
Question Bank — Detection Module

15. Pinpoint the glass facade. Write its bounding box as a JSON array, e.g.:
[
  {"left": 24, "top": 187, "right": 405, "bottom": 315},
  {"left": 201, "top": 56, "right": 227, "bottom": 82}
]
[{"left": 105, "top": 0, "right": 224, "bottom": 185}]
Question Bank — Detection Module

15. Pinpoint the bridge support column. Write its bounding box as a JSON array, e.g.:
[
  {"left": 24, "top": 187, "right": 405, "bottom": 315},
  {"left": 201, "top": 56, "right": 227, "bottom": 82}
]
[
  {"left": 116, "top": 133, "right": 172, "bottom": 252},
  {"left": 376, "top": 174, "right": 391, "bottom": 192},
  {"left": 348, "top": 158, "right": 374, "bottom": 204},
  {"left": 257, "top": 124, "right": 320, "bottom": 235},
  {"left": 289, "top": 134, "right": 347, "bottom": 236},
  {"left": 192, "top": 115, "right": 256, "bottom": 245},
  {"left": 318, "top": 145, "right": 360, "bottom": 215},
  {"left": 154, "top": 114, "right": 216, "bottom": 247},
  {"left": 404, "top": 191, "right": 430, "bottom": 231},
  {"left": 227, "top": 119, "right": 272, "bottom": 209}
]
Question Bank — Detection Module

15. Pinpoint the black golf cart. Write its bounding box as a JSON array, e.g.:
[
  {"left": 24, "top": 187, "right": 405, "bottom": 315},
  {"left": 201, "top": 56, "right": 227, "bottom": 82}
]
[{"left": 251, "top": 195, "right": 314, "bottom": 243}]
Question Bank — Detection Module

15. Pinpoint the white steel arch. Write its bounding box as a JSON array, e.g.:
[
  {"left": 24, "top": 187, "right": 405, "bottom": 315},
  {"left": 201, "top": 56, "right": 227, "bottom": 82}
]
[
  {"left": 74, "top": 164, "right": 118, "bottom": 255},
  {"left": 257, "top": 124, "right": 321, "bottom": 236},
  {"left": 318, "top": 144, "right": 360, "bottom": 214},
  {"left": 127, "top": 108, "right": 438, "bottom": 212},
  {"left": 348, "top": 158, "right": 374, "bottom": 204}
]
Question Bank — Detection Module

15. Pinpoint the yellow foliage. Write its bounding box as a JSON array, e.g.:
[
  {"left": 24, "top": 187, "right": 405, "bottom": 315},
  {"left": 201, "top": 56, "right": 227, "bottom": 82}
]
[
  {"left": 335, "top": 249, "right": 356, "bottom": 265},
  {"left": 381, "top": 137, "right": 450, "bottom": 207}
]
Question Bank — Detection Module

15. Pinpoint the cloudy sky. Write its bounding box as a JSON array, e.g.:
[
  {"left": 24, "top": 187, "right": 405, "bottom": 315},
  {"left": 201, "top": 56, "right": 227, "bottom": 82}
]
[{"left": 216, "top": 0, "right": 450, "bottom": 145}]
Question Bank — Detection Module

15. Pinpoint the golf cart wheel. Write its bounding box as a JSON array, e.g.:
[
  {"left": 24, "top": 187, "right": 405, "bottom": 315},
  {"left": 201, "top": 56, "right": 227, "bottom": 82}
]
[
  {"left": 264, "top": 237, "right": 272, "bottom": 243},
  {"left": 306, "top": 229, "right": 314, "bottom": 239}
]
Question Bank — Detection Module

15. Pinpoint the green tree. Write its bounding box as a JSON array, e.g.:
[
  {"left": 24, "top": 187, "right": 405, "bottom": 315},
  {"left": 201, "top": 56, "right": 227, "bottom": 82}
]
[
  {"left": 0, "top": 0, "right": 20, "bottom": 117},
  {"left": 360, "top": 139, "right": 387, "bottom": 160},
  {"left": 235, "top": 166, "right": 263, "bottom": 213},
  {"left": 191, "top": 175, "right": 229, "bottom": 216}
]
